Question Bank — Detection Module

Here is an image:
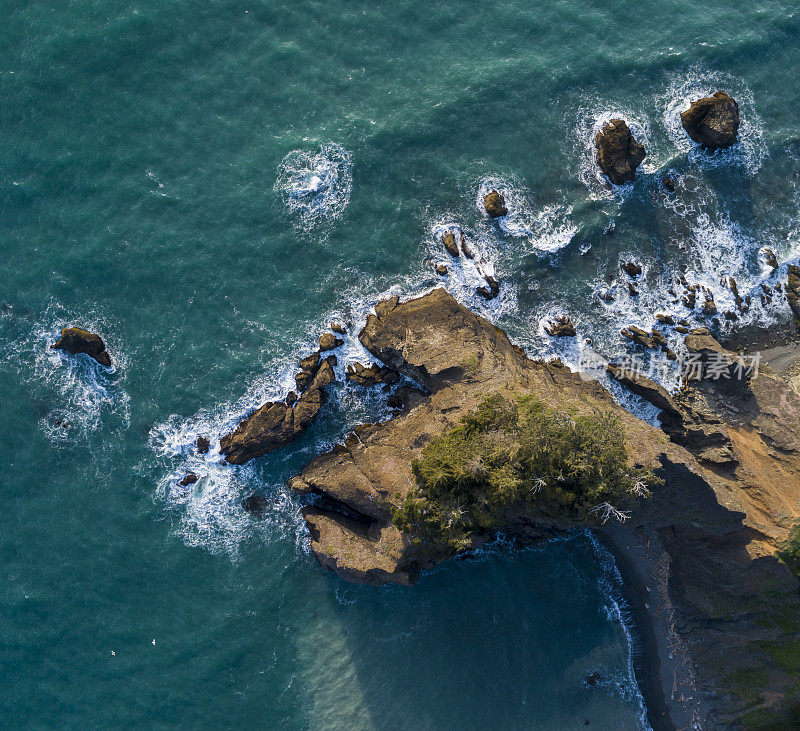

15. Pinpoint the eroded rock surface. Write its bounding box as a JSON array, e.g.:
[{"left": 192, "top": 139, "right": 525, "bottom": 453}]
[
  {"left": 594, "top": 119, "right": 646, "bottom": 185},
  {"left": 287, "top": 289, "right": 800, "bottom": 727},
  {"left": 680, "top": 91, "right": 740, "bottom": 149},
  {"left": 51, "top": 327, "right": 112, "bottom": 367}
]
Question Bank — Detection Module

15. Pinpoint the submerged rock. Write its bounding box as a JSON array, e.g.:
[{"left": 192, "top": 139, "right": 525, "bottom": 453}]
[
  {"left": 51, "top": 328, "right": 112, "bottom": 367},
  {"left": 622, "top": 262, "right": 642, "bottom": 278},
  {"left": 680, "top": 91, "right": 739, "bottom": 149},
  {"left": 483, "top": 190, "right": 508, "bottom": 218},
  {"left": 594, "top": 119, "right": 646, "bottom": 185},
  {"left": 663, "top": 176, "right": 676, "bottom": 193},
  {"left": 545, "top": 316, "right": 576, "bottom": 337},
  {"left": 242, "top": 494, "right": 269, "bottom": 515}
]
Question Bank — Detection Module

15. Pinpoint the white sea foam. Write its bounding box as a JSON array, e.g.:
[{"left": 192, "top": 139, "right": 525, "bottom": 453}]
[
  {"left": 660, "top": 68, "right": 766, "bottom": 174},
  {"left": 274, "top": 143, "right": 353, "bottom": 228},
  {"left": 4, "top": 304, "right": 130, "bottom": 442}
]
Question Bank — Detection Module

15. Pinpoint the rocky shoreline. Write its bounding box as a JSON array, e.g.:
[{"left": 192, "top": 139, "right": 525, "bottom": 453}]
[{"left": 266, "top": 287, "right": 800, "bottom": 729}]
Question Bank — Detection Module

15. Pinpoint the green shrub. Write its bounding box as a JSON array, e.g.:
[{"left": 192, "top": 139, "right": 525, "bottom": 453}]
[
  {"left": 777, "top": 522, "right": 800, "bottom": 579},
  {"left": 392, "top": 394, "right": 656, "bottom": 552}
]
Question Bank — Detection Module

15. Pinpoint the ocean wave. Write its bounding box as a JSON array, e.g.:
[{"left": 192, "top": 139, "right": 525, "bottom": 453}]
[
  {"left": 274, "top": 143, "right": 353, "bottom": 229},
  {"left": 660, "top": 68, "right": 766, "bottom": 175}
]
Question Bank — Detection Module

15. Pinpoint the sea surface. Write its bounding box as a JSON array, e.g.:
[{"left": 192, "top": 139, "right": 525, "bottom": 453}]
[{"left": 2, "top": 0, "right": 799, "bottom": 727}]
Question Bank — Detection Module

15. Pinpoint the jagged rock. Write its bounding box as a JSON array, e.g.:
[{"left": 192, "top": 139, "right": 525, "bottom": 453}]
[
  {"left": 606, "top": 364, "right": 681, "bottom": 416},
  {"left": 435, "top": 264, "right": 448, "bottom": 276},
  {"left": 621, "top": 325, "right": 656, "bottom": 349},
  {"left": 285, "top": 391, "right": 298, "bottom": 406},
  {"left": 346, "top": 362, "right": 400, "bottom": 388},
  {"left": 622, "top": 262, "right": 642, "bottom": 278},
  {"left": 460, "top": 232, "right": 476, "bottom": 259},
  {"left": 195, "top": 436, "right": 210, "bottom": 454},
  {"left": 330, "top": 322, "right": 347, "bottom": 335},
  {"left": 178, "top": 473, "right": 198, "bottom": 487},
  {"left": 656, "top": 313, "right": 675, "bottom": 325},
  {"left": 220, "top": 358, "right": 335, "bottom": 464},
  {"left": 762, "top": 248, "right": 779, "bottom": 271},
  {"left": 51, "top": 328, "right": 112, "bottom": 367},
  {"left": 476, "top": 275, "right": 500, "bottom": 301},
  {"left": 680, "top": 91, "right": 740, "bottom": 149},
  {"left": 441, "top": 230, "right": 459, "bottom": 257},
  {"left": 627, "top": 282, "right": 638, "bottom": 297},
  {"left": 242, "top": 494, "right": 269, "bottom": 515},
  {"left": 544, "top": 316, "right": 576, "bottom": 338},
  {"left": 787, "top": 264, "right": 800, "bottom": 318},
  {"left": 319, "top": 333, "right": 344, "bottom": 351},
  {"left": 702, "top": 293, "right": 717, "bottom": 317},
  {"left": 683, "top": 289, "right": 696, "bottom": 309},
  {"left": 594, "top": 119, "right": 646, "bottom": 185},
  {"left": 483, "top": 190, "right": 507, "bottom": 218}
]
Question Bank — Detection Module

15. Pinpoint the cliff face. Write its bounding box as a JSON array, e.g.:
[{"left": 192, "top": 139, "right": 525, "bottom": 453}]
[{"left": 287, "top": 289, "right": 800, "bottom": 728}]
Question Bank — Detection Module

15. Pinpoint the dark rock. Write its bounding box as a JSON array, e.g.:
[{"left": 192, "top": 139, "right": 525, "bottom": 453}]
[
  {"left": 594, "top": 119, "right": 646, "bottom": 185},
  {"left": 627, "top": 282, "right": 638, "bottom": 297},
  {"left": 459, "top": 232, "right": 476, "bottom": 259},
  {"left": 51, "top": 328, "right": 112, "bottom": 367},
  {"left": 476, "top": 275, "right": 500, "bottom": 301},
  {"left": 680, "top": 91, "right": 740, "bottom": 149},
  {"left": 762, "top": 248, "right": 779, "bottom": 271},
  {"left": 178, "top": 473, "right": 198, "bottom": 487},
  {"left": 607, "top": 364, "right": 682, "bottom": 416},
  {"left": 663, "top": 176, "right": 676, "bottom": 192},
  {"left": 584, "top": 672, "right": 602, "bottom": 688},
  {"left": 441, "top": 230, "right": 460, "bottom": 257},
  {"left": 195, "top": 436, "right": 210, "bottom": 454},
  {"left": 386, "top": 393, "right": 404, "bottom": 410},
  {"left": 544, "top": 316, "right": 576, "bottom": 338},
  {"left": 483, "top": 190, "right": 508, "bottom": 218},
  {"left": 656, "top": 313, "right": 675, "bottom": 325},
  {"left": 285, "top": 391, "right": 298, "bottom": 406},
  {"left": 702, "top": 293, "right": 717, "bottom": 317},
  {"left": 220, "top": 358, "right": 336, "bottom": 464},
  {"left": 435, "top": 264, "right": 448, "bottom": 276},
  {"left": 242, "top": 494, "right": 269, "bottom": 515},
  {"left": 346, "top": 362, "right": 400, "bottom": 388},
  {"left": 683, "top": 289, "right": 697, "bottom": 310},
  {"left": 330, "top": 322, "right": 347, "bottom": 335},
  {"left": 622, "top": 262, "right": 642, "bottom": 278},
  {"left": 319, "top": 333, "right": 344, "bottom": 351},
  {"left": 787, "top": 264, "right": 800, "bottom": 318}
]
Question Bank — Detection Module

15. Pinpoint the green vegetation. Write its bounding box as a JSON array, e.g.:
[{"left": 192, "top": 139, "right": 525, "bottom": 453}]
[
  {"left": 392, "top": 394, "right": 656, "bottom": 551},
  {"left": 777, "top": 521, "right": 800, "bottom": 579}
]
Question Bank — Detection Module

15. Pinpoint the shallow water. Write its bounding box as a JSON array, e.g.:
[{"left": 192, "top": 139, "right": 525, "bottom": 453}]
[{"left": 2, "top": 0, "right": 800, "bottom": 726}]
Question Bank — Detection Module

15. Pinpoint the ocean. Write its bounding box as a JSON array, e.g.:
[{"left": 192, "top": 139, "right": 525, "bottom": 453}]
[{"left": 2, "top": 0, "right": 799, "bottom": 726}]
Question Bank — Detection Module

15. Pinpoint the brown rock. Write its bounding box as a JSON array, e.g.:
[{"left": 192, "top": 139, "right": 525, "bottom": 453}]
[
  {"left": 680, "top": 91, "right": 740, "bottom": 149},
  {"left": 544, "top": 316, "right": 576, "bottom": 338},
  {"left": 594, "top": 119, "right": 646, "bottom": 185},
  {"left": 483, "top": 190, "right": 508, "bottom": 218},
  {"left": 319, "top": 333, "right": 344, "bottom": 351},
  {"left": 622, "top": 262, "right": 642, "bottom": 278},
  {"left": 346, "top": 362, "right": 400, "bottom": 388},
  {"left": 330, "top": 322, "right": 347, "bottom": 335},
  {"left": 476, "top": 275, "right": 500, "bottom": 301},
  {"left": 435, "top": 264, "right": 448, "bottom": 276},
  {"left": 441, "top": 230, "right": 460, "bottom": 257},
  {"left": 51, "top": 328, "right": 112, "bottom": 367},
  {"left": 178, "top": 473, "right": 198, "bottom": 487},
  {"left": 195, "top": 436, "right": 210, "bottom": 454},
  {"left": 787, "top": 264, "right": 800, "bottom": 318}
]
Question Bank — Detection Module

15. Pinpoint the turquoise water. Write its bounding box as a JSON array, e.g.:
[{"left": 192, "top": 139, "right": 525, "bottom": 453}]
[{"left": 2, "top": 0, "right": 800, "bottom": 726}]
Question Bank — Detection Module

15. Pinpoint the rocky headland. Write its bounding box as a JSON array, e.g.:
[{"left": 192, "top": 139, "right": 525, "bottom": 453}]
[{"left": 277, "top": 288, "right": 800, "bottom": 730}]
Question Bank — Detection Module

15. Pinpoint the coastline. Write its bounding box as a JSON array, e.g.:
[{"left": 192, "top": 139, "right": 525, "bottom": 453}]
[{"left": 596, "top": 526, "right": 706, "bottom": 731}]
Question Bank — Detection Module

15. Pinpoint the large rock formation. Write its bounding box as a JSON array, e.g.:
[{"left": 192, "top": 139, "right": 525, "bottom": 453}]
[
  {"left": 287, "top": 289, "right": 800, "bottom": 728},
  {"left": 680, "top": 91, "right": 740, "bottom": 149},
  {"left": 220, "top": 353, "right": 336, "bottom": 464},
  {"left": 594, "top": 119, "right": 646, "bottom": 185},
  {"left": 786, "top": 264, "right": 800, "bottom": 318},
  {"left": 483, "top": 190, "right": 507, "bottom": 218},
  {"left": 51, "top": 327, "right": 112, "bottom": 367}
]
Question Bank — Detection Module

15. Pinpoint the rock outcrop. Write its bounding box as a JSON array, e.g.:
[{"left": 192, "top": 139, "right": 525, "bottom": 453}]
[
  {"left": 787, "top": 264, "right": 800, "bottom": 318},
  {"left": 544, "top": 315, "right": 576, "bottom": 337},
  {"left": 680, "top": 91, "right": 740, "bottom": 149},
  {"left": 286, "top": 289, "right": 800, "bottom": 728},
  {"left": 346, "top": 362, "right": 400, "bottom": 388},
  {"left": 220, "top": 350, "right": 337, "bottom": 464},
  {"left": 594, "top": 119, "right": 646, "bottom": 185},
  {"left": 51, "top": 327, "right": 112, "bottom": 367},
  {"left": 483, "top": 190, "right": 507, "bottom": 218}
]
